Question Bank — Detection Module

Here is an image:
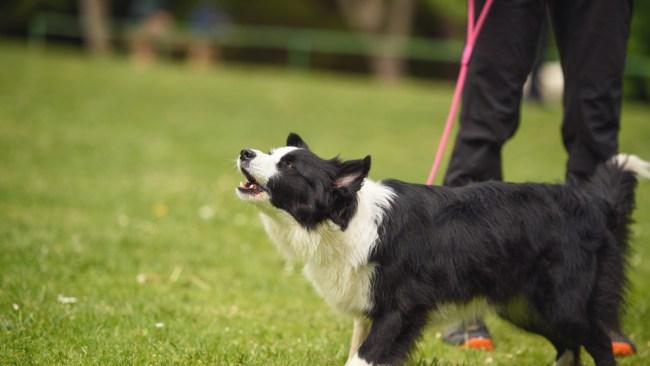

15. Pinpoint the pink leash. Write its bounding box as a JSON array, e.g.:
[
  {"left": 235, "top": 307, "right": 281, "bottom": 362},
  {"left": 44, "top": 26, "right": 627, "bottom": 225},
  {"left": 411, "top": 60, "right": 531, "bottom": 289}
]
[{"left": 425, "top": 0, "right": 495, "bottom": 185}]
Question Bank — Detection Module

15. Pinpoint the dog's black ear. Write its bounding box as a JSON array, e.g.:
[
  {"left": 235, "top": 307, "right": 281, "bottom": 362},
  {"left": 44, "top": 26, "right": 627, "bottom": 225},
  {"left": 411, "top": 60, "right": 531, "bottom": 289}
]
[
  {"left": 330, "top": 156, "right": 371, "bottom": 230},
  {"left": 287, "top": 133, "right": 309, "bottom": 150},
  {"left": 334, "top": 155, "right": 371, "bottom": 190}
]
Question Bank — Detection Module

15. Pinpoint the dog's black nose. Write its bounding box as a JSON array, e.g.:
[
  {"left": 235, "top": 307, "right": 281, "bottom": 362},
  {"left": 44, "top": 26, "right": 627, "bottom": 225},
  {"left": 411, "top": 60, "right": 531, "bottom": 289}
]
[{"left": 240, "top": 149, "right": 256, "bottom": 161}]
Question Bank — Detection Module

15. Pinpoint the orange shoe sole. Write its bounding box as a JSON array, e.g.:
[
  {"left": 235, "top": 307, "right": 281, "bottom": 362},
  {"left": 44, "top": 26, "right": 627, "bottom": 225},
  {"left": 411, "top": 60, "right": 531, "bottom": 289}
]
[
  {"left": 462, "top": 337, "right": 494, "bottom": 351},
  {"left": 612, "top": 341, "right": 635, "bottom": 357}
]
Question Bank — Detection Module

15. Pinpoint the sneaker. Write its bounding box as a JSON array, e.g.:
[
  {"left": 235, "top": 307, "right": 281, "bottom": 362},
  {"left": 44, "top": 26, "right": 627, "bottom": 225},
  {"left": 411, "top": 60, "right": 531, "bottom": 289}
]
[
  {"left": 442, "top": 319, "right": 494, "bottom": 351},
  {"left": 611, "top": 332, "right": 636, "bottom": 357}
]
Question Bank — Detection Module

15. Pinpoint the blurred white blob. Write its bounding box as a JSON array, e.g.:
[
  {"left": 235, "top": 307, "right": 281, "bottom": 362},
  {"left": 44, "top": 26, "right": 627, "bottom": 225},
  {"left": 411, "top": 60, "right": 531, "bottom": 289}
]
[{"left": 57, "top": 294, "right": 78, "bottom": 304}]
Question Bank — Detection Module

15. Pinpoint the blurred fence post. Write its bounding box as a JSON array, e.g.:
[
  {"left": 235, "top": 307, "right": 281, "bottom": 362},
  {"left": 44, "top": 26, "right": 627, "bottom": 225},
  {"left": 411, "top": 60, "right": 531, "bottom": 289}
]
[
  {"left": 28, "top": 14, "right": 47, "bottom": 49},
  {"left": 79, "top": 0, "right": 112, "bottom": 56},
  {"left": 288, "top": 36, "right": 311, "bottom": 71},
  {"left": 337, "top": 0, "right": 415, "bottom": 82}
]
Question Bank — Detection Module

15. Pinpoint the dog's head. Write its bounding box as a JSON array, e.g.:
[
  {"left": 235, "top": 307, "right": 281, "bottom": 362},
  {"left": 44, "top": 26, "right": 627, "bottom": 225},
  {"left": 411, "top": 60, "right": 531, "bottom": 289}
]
[{"left": 236, "top": 133, "right": 371, "bottom": 230}]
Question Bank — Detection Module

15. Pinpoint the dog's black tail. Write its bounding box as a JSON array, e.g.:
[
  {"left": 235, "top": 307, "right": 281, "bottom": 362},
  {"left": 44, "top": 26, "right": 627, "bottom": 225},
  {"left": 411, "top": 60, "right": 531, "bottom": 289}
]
[
  {"left": 586, "top": 154, "right": 649, "bottom": 250},
  {"left": 583, "top": 154, "right": 648, "bottom": 334}
]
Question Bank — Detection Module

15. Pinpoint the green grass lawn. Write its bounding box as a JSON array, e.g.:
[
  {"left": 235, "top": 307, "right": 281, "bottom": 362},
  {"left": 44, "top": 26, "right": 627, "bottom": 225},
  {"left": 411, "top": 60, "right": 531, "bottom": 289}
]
[{"left": 0, "top": 41, "right": 649, "bottom": 365}]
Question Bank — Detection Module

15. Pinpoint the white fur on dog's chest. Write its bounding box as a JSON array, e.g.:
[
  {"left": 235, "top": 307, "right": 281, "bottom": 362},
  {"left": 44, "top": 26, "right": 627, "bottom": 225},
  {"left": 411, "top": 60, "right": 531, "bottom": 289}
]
[
  {"left": 259, "top": 212, "right": 376, "bottom": 315},
  {"left": 303, "top": 256, "right": 375, "bottom": 315},
  {"left": 257, "top": 179, "right": 394, "bottom": 316}
]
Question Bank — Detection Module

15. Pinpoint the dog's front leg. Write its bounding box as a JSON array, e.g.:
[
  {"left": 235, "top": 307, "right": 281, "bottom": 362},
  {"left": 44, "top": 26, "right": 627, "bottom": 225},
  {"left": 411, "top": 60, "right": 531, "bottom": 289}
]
[
  {"left": 348, "top": 317, "right": 371, "bottom": 360},
  {"left": 345, "top": 309, "right": 427, "bottom": 366}
]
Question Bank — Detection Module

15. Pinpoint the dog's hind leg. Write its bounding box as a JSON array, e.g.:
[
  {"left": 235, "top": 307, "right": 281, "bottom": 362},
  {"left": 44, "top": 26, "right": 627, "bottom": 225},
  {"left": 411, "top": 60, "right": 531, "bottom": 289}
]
[
  {"left": 584, "top": 238, "right": 625, "bottom": 365},
  {"left": 583, "top": 324, "right": 616, "bottom": 366},
  {"left": 554, "top": 346, "right": 581, "bottom": 366}
]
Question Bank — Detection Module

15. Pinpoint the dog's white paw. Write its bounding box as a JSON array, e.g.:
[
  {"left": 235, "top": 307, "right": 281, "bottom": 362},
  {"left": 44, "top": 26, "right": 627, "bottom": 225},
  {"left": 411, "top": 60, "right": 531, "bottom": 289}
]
[{"left": 555, "top": 350, "right": 578, "bottom": 366}]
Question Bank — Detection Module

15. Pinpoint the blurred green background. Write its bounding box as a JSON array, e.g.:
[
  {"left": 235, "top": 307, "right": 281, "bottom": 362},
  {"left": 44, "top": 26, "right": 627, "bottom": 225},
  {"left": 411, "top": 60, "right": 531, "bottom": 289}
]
[
  {"left": 1, "top": 1, "right": 650, "bottom": 365},
  {"left": 1, "top": 0, "right": 650, "bottom": 97}
]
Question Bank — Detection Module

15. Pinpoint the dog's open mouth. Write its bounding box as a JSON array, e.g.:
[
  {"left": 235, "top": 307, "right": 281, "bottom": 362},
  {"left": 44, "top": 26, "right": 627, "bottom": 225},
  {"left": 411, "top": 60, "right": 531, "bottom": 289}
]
[{"left": 238, "top": 168, "right": 266, "bottom": 196}]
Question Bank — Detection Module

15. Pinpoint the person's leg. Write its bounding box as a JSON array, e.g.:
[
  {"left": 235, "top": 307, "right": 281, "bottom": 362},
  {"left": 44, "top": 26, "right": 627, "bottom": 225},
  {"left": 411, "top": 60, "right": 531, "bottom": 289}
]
[
  {"left": 549, "top": 0, "right": 633, "bottom": 179},
  {"left": 549, "top": 0, "right": 636, "bottom": 356},
  {"left": 441, "top": 0, "right": 546, "bottom": 350},
  {"left": 443, "top": 0, "right": 546, "bottom": 186},
  {"left": 441, "top": 317, "right": 493, "bottom": 350}
]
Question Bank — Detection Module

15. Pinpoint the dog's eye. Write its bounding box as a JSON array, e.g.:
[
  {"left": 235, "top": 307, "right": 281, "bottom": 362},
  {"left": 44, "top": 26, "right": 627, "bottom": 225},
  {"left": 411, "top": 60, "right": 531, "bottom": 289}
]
[{"left": 281, "top": 160, "right": 294, "bottom": 169}]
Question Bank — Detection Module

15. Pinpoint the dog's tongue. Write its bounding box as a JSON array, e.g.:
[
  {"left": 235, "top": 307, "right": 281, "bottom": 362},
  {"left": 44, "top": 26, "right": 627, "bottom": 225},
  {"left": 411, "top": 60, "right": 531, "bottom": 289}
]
[{"left": 239, "top": 180, "right": 262, "bottom": 192}]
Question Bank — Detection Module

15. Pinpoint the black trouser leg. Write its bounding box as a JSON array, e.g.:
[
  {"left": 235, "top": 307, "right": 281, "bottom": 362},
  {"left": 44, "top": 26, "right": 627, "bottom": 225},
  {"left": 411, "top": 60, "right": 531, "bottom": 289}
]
[
  {"left": 443, "top": 0, "right": 545, "bottom": 187},
  {"left": 548, "top": 0, "right": 633, "bottom": 179}
]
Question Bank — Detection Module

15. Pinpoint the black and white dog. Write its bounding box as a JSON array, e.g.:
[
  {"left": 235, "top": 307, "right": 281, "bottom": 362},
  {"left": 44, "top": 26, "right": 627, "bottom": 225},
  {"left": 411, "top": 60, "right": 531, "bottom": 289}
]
[{"left": 235, "top": 133, "right": 648, "bottom": 366}]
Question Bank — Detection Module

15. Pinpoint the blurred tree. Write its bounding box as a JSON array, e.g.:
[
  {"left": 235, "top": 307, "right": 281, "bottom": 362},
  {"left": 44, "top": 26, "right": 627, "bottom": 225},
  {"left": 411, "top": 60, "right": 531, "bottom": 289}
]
[
  {"left": 79, "top": 0, "right": 112, "bottom": 55},
  {"left": 425, "top": 0, "right": 465, "bottom": 26},
  {"left": 171, "top": 0, "right": 343, "bottom": 29},
  {"left": 423, "top": 0, "right": 465, "bottom": 37},
  {"left": 0, "top": 0, "right": 73, "bottom": 32},
  {"left": 337, "top": 0, "right": 415, "bottom": 82}
]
